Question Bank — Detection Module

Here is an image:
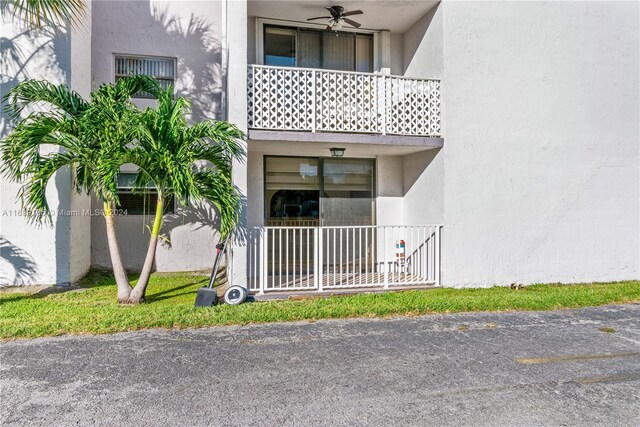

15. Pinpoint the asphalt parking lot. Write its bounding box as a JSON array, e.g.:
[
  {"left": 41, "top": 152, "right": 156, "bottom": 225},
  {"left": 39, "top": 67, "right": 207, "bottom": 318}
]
[{"left": 2, "top": 304, "right": 639, "bottom": 426}]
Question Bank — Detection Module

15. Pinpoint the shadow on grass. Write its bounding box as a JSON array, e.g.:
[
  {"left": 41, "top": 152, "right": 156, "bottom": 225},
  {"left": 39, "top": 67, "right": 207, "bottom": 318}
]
[
  {"left": 145, "top": 278, "right": 207, "bottom": 302},
  {"left": 0, "top": 270, "right": 140, "bottom": 305},
  {"left": 1, "top": 269, "right": 211, "bottom": 306},
  {"left": 87, "top": 270, "right": 141, "bottom": 288}
]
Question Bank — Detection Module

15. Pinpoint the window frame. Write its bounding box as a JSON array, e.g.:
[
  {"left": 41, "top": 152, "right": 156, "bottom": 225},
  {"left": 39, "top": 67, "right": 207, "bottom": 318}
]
[
  {"left": 113, "top": 54, "right": 177, "bottom": 99},
  {"left": 263, "top": 155, "right": 377, "bottom": 226},
  {"left": 256, "top": 18, "right": 379, "bottom": 71},
  {"left": 263, "top": 24, "right": 374, "bottom": 73},
  {"left": 116, "top": 172, "right": 176, "bottom": 216},
  {"left": 263, "top": 25, "right": 299, "bottom": 67}
]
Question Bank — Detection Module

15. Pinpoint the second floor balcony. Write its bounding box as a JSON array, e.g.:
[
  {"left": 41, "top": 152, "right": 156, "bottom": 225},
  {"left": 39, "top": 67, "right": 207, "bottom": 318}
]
[{"left": 247, "top": 65, "right": 441, "bottom": 138}]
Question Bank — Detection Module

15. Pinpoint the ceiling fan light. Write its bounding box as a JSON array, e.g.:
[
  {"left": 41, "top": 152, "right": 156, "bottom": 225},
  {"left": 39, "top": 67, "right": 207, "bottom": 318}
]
[{"left": 310, "top": 6, "right": 363, "bottom": 32}]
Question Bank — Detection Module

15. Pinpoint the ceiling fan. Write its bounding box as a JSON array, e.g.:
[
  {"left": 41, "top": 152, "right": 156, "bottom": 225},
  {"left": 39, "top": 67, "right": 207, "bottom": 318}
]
[{"left": 307, "top": 6, "right": 364, "bottom": 31}]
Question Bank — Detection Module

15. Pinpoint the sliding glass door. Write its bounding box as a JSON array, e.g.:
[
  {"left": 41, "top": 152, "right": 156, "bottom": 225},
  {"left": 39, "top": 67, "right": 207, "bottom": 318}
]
[
  {"left": 265, "top": 157, "right": 320, "bottom": 227},
  {"left": 264, "top": 157, "right": 376, "bottom": 280},
  {"left": 320, "top": 159, "right": 375, "bottom": 226},
  {"left": 264, "top": 25, "right": 373, "bottom": 72},
  {"left": 265, "top": 157, "right": 375, "bottom": 226}
]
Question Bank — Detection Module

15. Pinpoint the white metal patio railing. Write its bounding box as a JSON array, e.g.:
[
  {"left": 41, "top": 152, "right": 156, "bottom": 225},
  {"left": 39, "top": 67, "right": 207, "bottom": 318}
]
[
  {"left": 247, "top": 65, "right": 441, "bottom": 137},
  {"left": 247, "top": 225, "right": 442, "bottom": 293}
]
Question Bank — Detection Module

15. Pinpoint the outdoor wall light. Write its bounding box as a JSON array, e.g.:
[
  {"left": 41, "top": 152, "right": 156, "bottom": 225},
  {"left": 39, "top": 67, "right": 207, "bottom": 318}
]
[{"left": 330, "top": 147, "right": 345, "bottom": 157}]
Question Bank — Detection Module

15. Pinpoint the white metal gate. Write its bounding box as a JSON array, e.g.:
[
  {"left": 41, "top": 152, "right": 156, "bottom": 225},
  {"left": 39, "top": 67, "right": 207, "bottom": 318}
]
[{"left": 247, "top": 225, "right": 442, "bottom": 293}]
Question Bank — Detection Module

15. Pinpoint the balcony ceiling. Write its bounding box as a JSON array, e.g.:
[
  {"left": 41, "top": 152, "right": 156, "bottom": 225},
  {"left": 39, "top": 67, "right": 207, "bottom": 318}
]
[{"left": 248, "top": 0, "right": 439, "bottom": 33}]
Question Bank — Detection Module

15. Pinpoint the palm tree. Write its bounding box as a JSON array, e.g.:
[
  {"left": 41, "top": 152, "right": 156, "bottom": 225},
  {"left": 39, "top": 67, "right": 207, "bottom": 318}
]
[
  {"left": 124, "top": 87, "right": 245, "bottom": 303},
  {"left": 2, "top": 0, "right": 85, "bottom": 29},
  {"left": 1, "top": 75, "right": 159, "bottom": 302}
]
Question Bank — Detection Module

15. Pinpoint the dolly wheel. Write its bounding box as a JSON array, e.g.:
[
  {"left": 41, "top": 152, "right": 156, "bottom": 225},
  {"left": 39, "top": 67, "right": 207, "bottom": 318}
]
[{"left": 224, "top": 286, "right": 248, "bottom": 305}]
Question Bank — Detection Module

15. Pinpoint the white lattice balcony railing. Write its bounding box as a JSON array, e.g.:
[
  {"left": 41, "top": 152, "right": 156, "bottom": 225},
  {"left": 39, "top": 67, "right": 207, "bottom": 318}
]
[{"left": 247, "top": 65, "right": 441, "bottom": 137}]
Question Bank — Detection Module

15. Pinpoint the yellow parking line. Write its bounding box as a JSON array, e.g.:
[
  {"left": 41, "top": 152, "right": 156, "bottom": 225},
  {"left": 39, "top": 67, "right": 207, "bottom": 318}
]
[
  {"left": 516, "top": 352, "right": 640, "bottom": 365},
  {"left": 575, "top": 373, "right": 640, "bottom": 384}
]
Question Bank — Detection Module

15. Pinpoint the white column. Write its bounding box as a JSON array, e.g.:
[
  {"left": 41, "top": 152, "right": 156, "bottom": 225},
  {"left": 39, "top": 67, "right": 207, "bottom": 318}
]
[
  {"left": 68, "top": 1, "right": 92, "bottom": 283},
  {"left": 378, "top": 30, "right": 391, "bottom": 75},
  {"left": 225, "top": 0, "right": 249, "bottom": 287}
]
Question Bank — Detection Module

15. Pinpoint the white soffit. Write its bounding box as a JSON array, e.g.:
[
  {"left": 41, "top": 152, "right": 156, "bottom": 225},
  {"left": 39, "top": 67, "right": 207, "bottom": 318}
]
[{"left": 248, "top": 0, "right": 440, "bottom": 33}]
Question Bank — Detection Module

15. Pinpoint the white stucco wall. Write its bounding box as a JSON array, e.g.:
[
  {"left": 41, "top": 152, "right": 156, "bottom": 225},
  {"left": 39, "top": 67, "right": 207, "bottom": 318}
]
[
  {"left": 68, "top": 1, "right": 93, "bottom": 283},
  {"left": 440, "top": 1, "right": 640, "bottom": 286},
  {"left": 90, "top": 0, "right": 226, "bottom": 272},
  {"left": 90, "top": 195, "right": 222, "bottom": 272},
  {"left": 399, "top": 4, "right": 445, "bottom": 228},
  {"left": 227, "top": 0, "right": 250, "bottom": 286},
  {"left": 1, "top": 10, "right": 92, "bottom": 286},
  {"left": 247, "top": 14, "right": 256, "bottom": 64},
  {"left": 246, "top": 151, "right": 264, "bottom": 227},
  {"left": 402, "top": 150, "right": 444, "bottom": 226},
  {"left": 403, "top": 3, "right": 443, "bottom": 79},
  {"left": 377, "top": 156, "right": 404, "bottom": 225},
  {"left": 389, "top": 33, "right": 404, "bottom": 75},
  {"left": 92, "top": 0, "right": 224, "bottom": 120}
]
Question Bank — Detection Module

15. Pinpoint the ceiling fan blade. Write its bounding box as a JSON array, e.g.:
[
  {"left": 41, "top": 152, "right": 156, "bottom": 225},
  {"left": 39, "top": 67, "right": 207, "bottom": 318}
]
[
  {"left": 342, "top": 10, "right": 364, "bottom": 17},
  {"left": 307, "top": 16, "right": 332, "bottom": 21},
  {"left": 326, "top": 25, "right": 333, "bottom": 31},
  {"left": 343, "top": 18, "right": 362, "bottom": 28},
  {"left": 326, "top": 6, "right": 341, "bottom": 18}
]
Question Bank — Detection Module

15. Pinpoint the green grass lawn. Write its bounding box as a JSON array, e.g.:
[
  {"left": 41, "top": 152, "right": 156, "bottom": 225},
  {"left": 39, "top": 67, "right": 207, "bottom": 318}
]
[{"left": 1, "top": 270, "right": 638, "bottom": 340}]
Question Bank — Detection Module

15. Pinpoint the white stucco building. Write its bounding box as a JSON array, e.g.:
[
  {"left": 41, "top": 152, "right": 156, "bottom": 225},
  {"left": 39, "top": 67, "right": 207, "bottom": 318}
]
[{"left": 1, "top": 1, "right": 638, "bottom": 292}]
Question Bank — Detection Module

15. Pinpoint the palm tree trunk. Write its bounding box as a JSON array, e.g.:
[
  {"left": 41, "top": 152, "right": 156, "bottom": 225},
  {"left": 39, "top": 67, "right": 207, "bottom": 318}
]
[
  {"left": 103, "top": 202, "right": 132, "bottom": 303},
  {"left": 128, "top": 195, "right": 164, "bottom": 304}
]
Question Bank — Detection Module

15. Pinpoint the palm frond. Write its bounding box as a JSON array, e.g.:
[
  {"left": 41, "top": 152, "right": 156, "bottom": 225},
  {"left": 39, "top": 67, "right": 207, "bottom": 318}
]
[
  {"left": 114, "top": 75, "right": 161, "bottom": 101},
  {"left": 92, "top": 144, "right": 129, "bottom": 204},
  {"left": 4, "top": 79, "right": 89, "bottom": 120},
  {"left": 190, "top": 144, "right": 232, "bottom": 175},
  {"left": 126, "top": 86, "right": 245, "bottom": 236},
  {"left": 194, "top": 170, "right": 241, "bottom": 238},
  {"left": 185, "top": 120, "right": 245, "bottom": 157},
  {"left": 17, "top": 151, "right": 77, "bottom": 225},
  {"left": 2, "top": 76, "right": 149, "bottom": 222},
  {"left": 0, "top": 113, "right": 77, "bottom": 179},
  {"left": 6, "top": 0, "right": 86, "bottom": 29}
]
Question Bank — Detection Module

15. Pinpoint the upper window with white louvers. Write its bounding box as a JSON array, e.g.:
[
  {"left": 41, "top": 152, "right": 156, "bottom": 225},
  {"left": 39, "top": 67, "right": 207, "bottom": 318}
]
[{"left": 114, "top": 55, "right": 176, "bottom": 98}]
